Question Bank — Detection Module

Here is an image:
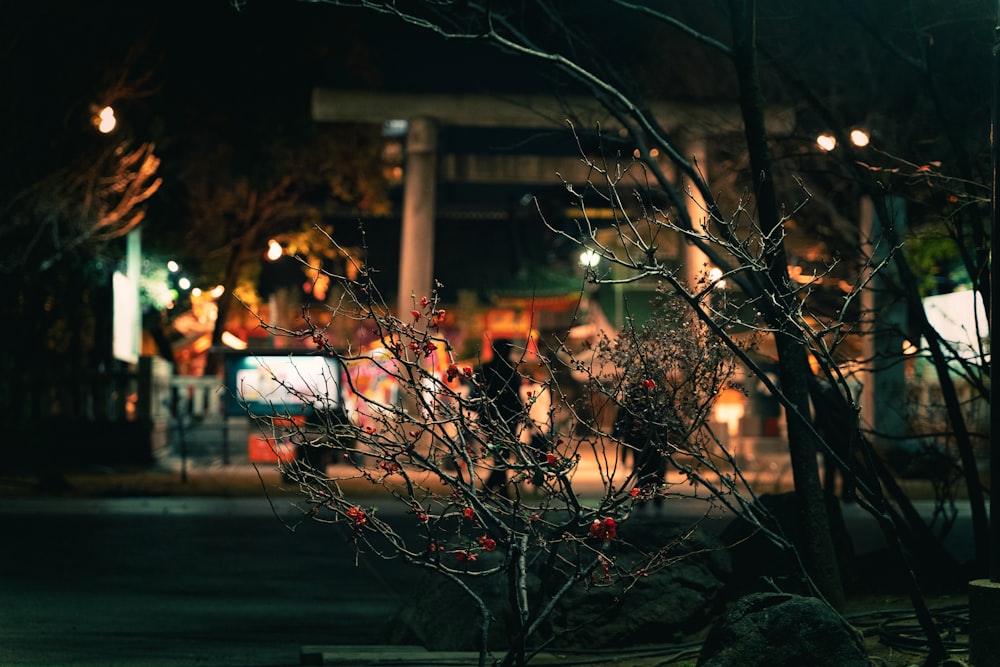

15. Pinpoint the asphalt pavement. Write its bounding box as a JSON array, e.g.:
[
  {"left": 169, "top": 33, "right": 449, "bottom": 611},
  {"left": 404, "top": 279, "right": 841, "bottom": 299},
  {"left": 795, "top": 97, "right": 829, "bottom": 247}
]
[
  {"left": 0, "top": 455, "right": 979, "bottom": 667},
  {"left": 0, "top": 451, "right": 978, "bottom": 562},
  {"left": 0, "top": 495, "right": 411, "bottom": 667}
]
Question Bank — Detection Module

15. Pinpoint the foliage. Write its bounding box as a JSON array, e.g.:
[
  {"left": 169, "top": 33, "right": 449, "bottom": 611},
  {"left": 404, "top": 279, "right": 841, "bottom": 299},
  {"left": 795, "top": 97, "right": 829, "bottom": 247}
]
[{"left": 0, "top": 141, "right": 161, "bottom": 280}]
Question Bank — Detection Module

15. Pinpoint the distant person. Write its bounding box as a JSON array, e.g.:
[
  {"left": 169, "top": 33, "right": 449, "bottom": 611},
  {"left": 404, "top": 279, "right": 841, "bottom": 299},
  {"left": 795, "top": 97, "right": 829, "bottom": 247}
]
[
  {"left": 519, "top": 364, "right": 553, "bottom": 453},
  {"left": 612, "top": 392, "right": 668, "bottom": 506},
  {"left": 478, "top": 338, "right": 523, "bottom": 497}
]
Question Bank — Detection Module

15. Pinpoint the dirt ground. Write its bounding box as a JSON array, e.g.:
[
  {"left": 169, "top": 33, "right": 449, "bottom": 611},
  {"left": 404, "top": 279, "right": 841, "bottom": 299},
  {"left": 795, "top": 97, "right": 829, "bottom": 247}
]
[
  {"left": 845, "top": 592, "right": 971, "bottom": 667},
  {"left": 485, "top": 592, "right": 972, "bottom": 667}
]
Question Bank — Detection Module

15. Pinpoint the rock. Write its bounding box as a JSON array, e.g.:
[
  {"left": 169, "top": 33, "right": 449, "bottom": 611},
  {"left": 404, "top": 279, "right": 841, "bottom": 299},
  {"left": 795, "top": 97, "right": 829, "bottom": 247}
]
[
  {"left": 543, "top": 518, "right": 732, "bottom": 648},
  {"left": 384, "top": 518, "right": 732, "bottom": 651},
  {"left": 696, "top": 592, "right": 868, "bottom": 667}
]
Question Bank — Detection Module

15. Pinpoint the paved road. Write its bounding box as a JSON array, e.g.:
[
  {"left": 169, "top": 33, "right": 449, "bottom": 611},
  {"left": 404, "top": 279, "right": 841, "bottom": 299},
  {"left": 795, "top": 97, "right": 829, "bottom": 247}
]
[
  {"left": 0, "top": 492, "right": 977, "bottom": 667},
  {"left": 0, "top": 497, "right": 416, "bottom": 667}
]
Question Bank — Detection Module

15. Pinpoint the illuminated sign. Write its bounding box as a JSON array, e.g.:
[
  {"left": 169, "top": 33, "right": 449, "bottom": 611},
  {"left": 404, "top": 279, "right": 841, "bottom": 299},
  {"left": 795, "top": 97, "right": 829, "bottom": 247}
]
[{"left": 224, "top": 354, "right": 344, "bottom": 416}]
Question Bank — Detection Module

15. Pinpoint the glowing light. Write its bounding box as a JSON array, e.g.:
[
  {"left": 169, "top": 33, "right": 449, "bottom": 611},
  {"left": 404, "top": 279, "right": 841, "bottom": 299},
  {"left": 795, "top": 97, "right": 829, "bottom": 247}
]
[
  {"left": 178, "top": 277, "right": 191, "bottom": 290},
  {"left": 221, "top": 331, "right": 248, "bottom": 350},
  {"left": 578, "top": 249, "right": 601, "bottom": 268},
  {"left": 382, "top": 119, "right": 408, "bottom": 136},
  {"left": 850, "top": 129, "right": 870, "bottom": 147},
  {"left": 816, "top": 134, "right": 837, "bottom": 152},
  {"left": 708, "top": 267, "right": 727, "bottom": 289},
  {"left": 209, "top": 285, "right": 225, "bottom": 298},
  {"left": 96, "top": 106, "right": 116, "bottom": 133},
  {"left": 191, "top": 287, "right": 202, "bottom": 297},
  {"left": 266, "top": 239, "right": 283, "bottom": 261},
  {"left": 167, "top": 260, "right": 179, "bottom": 273}
]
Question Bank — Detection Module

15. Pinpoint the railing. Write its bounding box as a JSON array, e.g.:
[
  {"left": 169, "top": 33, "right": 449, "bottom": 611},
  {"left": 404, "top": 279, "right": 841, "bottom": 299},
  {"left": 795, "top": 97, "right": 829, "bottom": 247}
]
[{"left": 168, "top": 376, "right": 234, "bottom": 466}]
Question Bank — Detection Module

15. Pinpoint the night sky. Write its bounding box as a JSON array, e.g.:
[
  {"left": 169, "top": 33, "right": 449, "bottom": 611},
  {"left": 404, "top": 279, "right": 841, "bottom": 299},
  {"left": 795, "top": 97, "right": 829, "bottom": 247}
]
[
  {"left": 2, "top": 0, "right": 581, "bottom": 278},
  {"left": 4, "top": 0, "right": 990, "bottom": 296},
  {"left": 2, "top": 0, "right": 562, "bottom": 152}
]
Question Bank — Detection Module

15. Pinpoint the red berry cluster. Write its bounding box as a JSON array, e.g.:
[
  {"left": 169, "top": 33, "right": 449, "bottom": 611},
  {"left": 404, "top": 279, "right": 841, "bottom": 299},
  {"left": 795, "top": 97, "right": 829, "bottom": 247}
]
[
  {"left": 445, "top": 363, "right": 474, "bottom": 382},
  {"left": 379, "top": 460, "right": 401, "bottom": 474},
  {"left": 588, "top": 517, "right": 617, "bottom": 542},
  {"left": 346, "top": 506, "right": 366, "bottom": 527}
]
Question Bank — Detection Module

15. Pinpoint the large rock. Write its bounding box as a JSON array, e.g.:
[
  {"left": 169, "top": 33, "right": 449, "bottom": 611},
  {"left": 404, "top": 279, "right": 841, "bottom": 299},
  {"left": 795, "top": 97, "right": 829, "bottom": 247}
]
[
  {"left": 696, "top": 592, "right": 868, "bottom": 667},
  {"left": 384, "top": 517, "right": 732, "bottom": 651},
  {"left": 543, "top": 517, "right": 732, "bottom": 648}
]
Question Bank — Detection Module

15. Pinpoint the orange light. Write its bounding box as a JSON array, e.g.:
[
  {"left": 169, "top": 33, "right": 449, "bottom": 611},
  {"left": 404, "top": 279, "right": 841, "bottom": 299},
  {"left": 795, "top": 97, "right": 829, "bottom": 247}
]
[
  {"left": 816, "top": 134, "right": 836, "bottom": 152},
  {"left": 850, "top": 129, "right": 870, "bottom": 147}
]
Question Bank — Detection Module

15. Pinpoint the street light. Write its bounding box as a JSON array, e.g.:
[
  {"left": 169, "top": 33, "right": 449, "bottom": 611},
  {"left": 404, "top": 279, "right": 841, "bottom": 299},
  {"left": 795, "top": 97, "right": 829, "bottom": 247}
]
[
  {"left": 816, "top": 128, "right": 870, "bottom": 152},
  {"left": 94, "top": 105, "right": 117, "bottom": 134},
  {"left": 849, "top": 129, "right": 870, "bottom": 148},
  {"left": 816, "top": 133, "right": 837, "bottom": 152},
  {"left": 266, "top": 239, "right": 283, "bottom": 261},
  {"left": 578, "top": 248, "right": 601, "bottom": 268}
]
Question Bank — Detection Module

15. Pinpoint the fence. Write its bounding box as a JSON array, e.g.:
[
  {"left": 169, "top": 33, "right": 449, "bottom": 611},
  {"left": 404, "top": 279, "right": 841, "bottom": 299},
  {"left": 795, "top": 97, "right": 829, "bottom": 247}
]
[{"left": 167, "top": 376, "right": 240, "bottom": 465}]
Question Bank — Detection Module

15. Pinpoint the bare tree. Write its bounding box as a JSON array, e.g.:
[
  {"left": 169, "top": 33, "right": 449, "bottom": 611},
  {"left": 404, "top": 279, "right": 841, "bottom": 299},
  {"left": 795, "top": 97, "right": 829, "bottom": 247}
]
[
  {"left": 231, "top": 0, "right": 992, "bottom": 661},
  {"left": 176, "top": 122, "right": 391, "bottom": 375},
  {"left": 285, "top": 0, "right": 850, "bottom": 611},
  {"left": 1, "top": 139, "right": 161, "bottom": 279},
  {"left": 243, "top": 237, "right": 785, "bottom": 666}
]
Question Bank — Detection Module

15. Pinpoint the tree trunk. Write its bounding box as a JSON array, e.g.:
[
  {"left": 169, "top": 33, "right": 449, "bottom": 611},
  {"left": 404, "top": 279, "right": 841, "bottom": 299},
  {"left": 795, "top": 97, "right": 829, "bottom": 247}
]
[
  {"left": 728, "top": 0, "right": 846, "bottom": 609},
  {"left": 774, "top": 333, "right": 847, "bottom": 610},
  {"left": 204, "top": 232, "right": 259, "bottom": 377}
]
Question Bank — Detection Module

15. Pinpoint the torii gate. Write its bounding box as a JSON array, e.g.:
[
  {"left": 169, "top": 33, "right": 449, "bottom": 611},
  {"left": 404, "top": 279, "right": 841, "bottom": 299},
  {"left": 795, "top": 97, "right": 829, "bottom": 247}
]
[{"left": 311, "top": 88, "right": 792, "bottom": 318}]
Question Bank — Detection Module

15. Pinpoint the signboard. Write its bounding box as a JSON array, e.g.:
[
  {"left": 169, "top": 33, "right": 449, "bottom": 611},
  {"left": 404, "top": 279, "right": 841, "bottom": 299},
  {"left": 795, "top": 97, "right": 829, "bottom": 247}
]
[{"left": 224, "top": 353, "right": 344, "bottom": 416}]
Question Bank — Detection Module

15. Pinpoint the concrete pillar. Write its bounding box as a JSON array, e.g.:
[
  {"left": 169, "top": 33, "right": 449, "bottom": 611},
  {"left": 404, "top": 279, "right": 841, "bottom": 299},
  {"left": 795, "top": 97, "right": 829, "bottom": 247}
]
[
  {"left": 682, "top": 138, "right": 711, "bottom": 291},
  {"left": 858, "top": 195, "right": 908, "bottom": 445},
  {"left": 397, "top": 117, "right": 438, "bottom": 318},
  {"left": 112, "top": 228, "right": 142, "bottom": 365}
]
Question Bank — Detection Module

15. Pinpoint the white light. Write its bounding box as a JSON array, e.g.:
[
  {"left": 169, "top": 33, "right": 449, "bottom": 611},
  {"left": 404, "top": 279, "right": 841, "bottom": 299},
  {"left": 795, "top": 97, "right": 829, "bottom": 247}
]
[
  {"left": 167, "top": 260, "right": 179, "bottom": 273},
  {"left": 209, "top": 285, "right": 225, "bottom": 298},
  {"left": 579, "top": 249, "right": 601, "bottom": 268},
  {"left": 96, "top": 106, "right": 116, "bottom": 134},
  {"left": 178, "top": 277, "right": 191, "bottom": 290},
  {"left": 383, "top": 119, "right": 408, "bottom": 137},
  {"left": 266, "top": 239, "right": 283, "bottom": 261},
  {"left": 850, "top": 129, "right": 870, "bottom": 147},
  {"left": 708, "top": 267, "right": 727, "bottom": 289},
  {"left": 191, "top": 287, "right": 202, "bottom": 297},
  {"left": 816, "top": 134, "right": 837, "bottom": 152},
  {"left": 922, "top": 290, "right": 990, "bottom": 361}
]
